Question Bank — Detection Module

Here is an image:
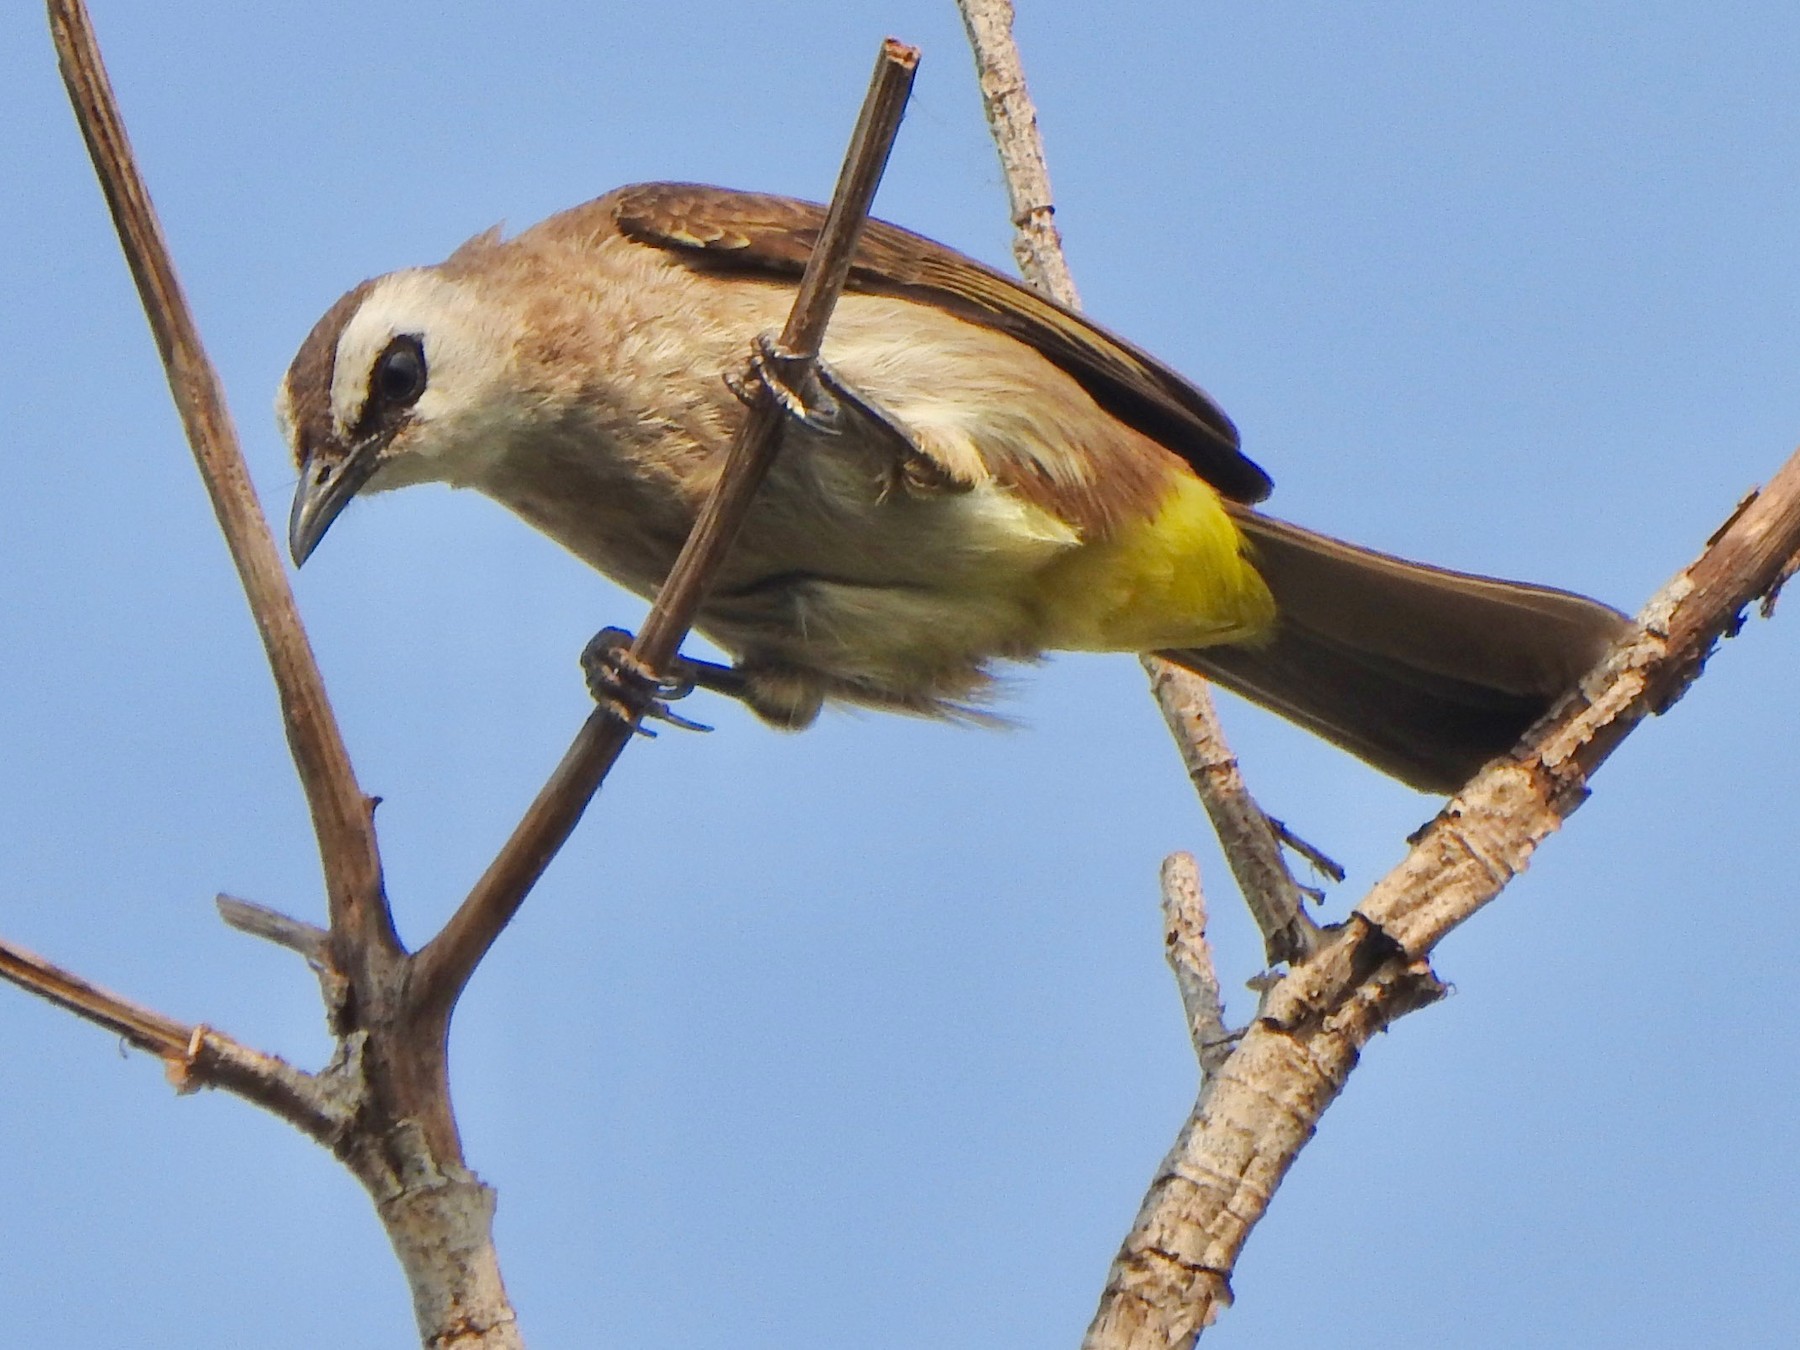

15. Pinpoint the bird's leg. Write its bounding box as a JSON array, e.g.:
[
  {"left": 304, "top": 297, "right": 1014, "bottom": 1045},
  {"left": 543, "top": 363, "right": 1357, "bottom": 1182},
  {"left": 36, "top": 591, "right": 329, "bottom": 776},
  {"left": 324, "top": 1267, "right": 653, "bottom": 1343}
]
[
  {"left": 727, "top": 333, "right": 962, "bottom": 496},
  {"left": 579, "top": 627, "right": 719, "bottom": 735}
]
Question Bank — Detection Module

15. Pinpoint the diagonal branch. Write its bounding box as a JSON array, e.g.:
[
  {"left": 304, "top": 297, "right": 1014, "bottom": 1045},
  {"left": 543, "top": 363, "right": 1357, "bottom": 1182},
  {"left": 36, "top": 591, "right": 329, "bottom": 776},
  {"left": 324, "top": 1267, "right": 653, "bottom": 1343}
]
[
  {"left": 0, "top": 932, "right": 191, "bottom": 1056},
  {"left": 408, "top": 38, "right": 923, "bottom": 1020},
  {"left": 46, "top": 0, "right": 395, "bottom": 972},
  {"left": 1143, "top": 668, "right": 1322, "bottom": 963},
  {"left": 1087, "top": 448, "right": 1800, "bottom": 1346},
  {"left": 1352, "top": 443, "right": 1800, "bottom": 956},
  {"left": 954, "top": 0, "right": 1317, "bottom": 965},
  {"left": 0, "top": 933, "right": 355, "bottom": 1148}
]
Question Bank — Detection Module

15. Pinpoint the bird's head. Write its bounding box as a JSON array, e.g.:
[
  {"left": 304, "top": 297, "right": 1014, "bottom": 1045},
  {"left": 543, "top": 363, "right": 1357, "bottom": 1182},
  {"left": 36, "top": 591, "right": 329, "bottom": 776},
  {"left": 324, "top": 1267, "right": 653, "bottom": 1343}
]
[{"left": 279, "top": 268, "right": 521, "bottom": 565}]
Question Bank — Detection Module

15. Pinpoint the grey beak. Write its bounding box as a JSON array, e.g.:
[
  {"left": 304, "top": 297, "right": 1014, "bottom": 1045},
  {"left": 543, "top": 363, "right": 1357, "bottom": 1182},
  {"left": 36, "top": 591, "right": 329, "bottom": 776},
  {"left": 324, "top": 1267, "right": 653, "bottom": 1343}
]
[{"left": 288, "top": 439, "right": 382, "bottom": 566}]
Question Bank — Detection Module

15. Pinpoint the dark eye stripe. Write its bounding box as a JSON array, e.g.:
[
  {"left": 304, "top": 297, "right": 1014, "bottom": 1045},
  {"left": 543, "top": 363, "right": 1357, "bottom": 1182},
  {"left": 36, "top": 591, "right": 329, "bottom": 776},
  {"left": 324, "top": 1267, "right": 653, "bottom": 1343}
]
[{"left": 350, "top": 334, "right": 428, "bottom": 440}]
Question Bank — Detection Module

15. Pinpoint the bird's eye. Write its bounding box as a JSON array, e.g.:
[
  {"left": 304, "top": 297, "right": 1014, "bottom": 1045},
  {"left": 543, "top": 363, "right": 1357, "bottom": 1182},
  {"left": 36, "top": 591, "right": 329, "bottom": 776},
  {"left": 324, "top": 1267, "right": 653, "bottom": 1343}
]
[{"left": 373, "top": 335, "right": 428, "bottom": 408}]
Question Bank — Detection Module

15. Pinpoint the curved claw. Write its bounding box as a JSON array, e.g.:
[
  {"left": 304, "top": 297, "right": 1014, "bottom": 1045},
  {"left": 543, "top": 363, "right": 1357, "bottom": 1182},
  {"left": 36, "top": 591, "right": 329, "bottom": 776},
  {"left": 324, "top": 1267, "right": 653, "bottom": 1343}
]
[
  {"left": 725, "top": 332, "right": 840, "bottom": 429},
  {"left": 579, "top": 627, "right": 715, "bottom": 734}
]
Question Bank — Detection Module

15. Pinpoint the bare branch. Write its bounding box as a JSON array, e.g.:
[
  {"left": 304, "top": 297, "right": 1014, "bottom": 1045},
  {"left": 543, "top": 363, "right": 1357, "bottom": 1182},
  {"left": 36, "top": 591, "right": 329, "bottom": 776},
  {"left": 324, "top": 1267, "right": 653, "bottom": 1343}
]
[
  {"left": 1354, "top": 445, "right": 1800, "bottom": 957},
  {"left": 45, "top": 0, "right": 395, "bottom": 970},
  {"left": 47, "top": 2, "right": 531, "bottom": 1336},
  {"left": 1263, "top": 817, "right": 1344, "bottom": 885},
  {"left": 955, "top": 0, "right": 1080, "bottom": 301},
  {"left": 955, "top": 1, "right": 1315, "bottom": 966},
  {"left": 959, "top": 5, "right": 1800, "bottom": 1344},
  {"left": 216, "top": 894, "right": 333, "bottom": 966},
  {"left": 0, "top": 932, "right": 353, "bottom": 1147},
  {"left": 41, "top": 6, "right": 938, "bottom": 1345},
  {"left": 408, "top": 38, "right": 922, "bottom": 1020},
  {"left": 179, "top": 1028, "right": 359, "bottom": 1151},
  {"left": 217, "top": 894, "right": 349, "bottom": 1021},
  {"left": 1084, "top": 952, "right": 1446, "bottom": 1349},
  {"left": 0, "top": 931, "right": 191, "bottom": 1056},
  {"left": 1144, "top": 665, "right": 1322, "bottom": 963},
  {"left": 356, "top": 1129, "right": 524, "bottom": 1350},
  {"left": 1158, "top": 854, "right": 1232, "bottom": 1081},
  {"left": 1088, "top": 450, "right": 1800, "bottom": 1344}
]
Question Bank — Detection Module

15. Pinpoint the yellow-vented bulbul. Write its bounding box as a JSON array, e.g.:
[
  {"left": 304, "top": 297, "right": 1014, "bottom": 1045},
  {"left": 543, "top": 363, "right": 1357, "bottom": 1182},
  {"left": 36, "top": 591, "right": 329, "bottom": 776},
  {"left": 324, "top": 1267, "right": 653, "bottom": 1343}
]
[{"left": 280, "top": 183, "right": 1627, "bottom": 792}]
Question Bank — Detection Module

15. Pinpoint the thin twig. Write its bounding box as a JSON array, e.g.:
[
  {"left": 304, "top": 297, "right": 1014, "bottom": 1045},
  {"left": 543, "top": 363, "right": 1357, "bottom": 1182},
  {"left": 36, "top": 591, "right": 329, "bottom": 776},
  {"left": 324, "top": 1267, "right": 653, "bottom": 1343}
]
[
  {"left": 1145, "top": 666, "right": 1322, "bottom": 964},
  {"left": 0, "top": 933, "right": 352, "bottom": 1146},
  {"left": 409, "top": 38, "right": 922, "bottom": 1019},
  {"left": 0, "top": 933, "right": 190, "bottom": 1056},
  {"left": 1264, "top": 817, "right": 1345, "bottom": 884},
  {"left": 1159, "top": 854, "right": 1233, "bottom": 1081},
  {"left": 1087, "top": 449, "right": 1800, "bottom": 1345},
  {"left": 216, "top": 894, "right": 333, "bottom": 966},
  {"left": 954, "top": 0, "right": 1317, "bottom": 965},
  {"left": 216, "top": 894, "right": 349, "bottom": 1019},
  {"left": 954, "top": 0, "right": 1080, "bottom": 302},
  {"left": 46, "top": 0, "right": 395, "bottom": 971}
]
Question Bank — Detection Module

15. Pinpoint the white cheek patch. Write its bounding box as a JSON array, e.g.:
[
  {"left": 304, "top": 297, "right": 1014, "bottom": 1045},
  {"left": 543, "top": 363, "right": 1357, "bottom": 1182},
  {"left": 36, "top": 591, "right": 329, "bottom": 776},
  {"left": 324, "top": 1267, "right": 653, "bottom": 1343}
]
[
  {"left": 328, "top": 269, "right": 519, "bottom": 469},
  {"left": 329, "top": 271, "right": 430, "bottom": 436}
]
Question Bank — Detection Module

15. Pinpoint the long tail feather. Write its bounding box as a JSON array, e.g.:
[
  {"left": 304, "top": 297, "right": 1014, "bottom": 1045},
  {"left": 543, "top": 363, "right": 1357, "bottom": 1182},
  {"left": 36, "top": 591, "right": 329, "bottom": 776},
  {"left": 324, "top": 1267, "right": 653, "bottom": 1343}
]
[{"left": 1169, "top": 511, "right": 1630, "bottom": 792}]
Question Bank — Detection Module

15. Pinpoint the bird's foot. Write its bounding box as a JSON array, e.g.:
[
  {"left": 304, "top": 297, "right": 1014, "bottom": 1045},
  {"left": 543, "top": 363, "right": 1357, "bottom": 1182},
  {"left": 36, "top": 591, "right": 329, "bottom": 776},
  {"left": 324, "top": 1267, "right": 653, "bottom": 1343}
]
[
  {"left": 580, "top": 627, "right": 716, "bottom": 735},
  {"left": 725, "top": 332, "right": 842, "bottom": 431},
  {"left": 725, "top": 333, "right": 952, "bottom": 496}
]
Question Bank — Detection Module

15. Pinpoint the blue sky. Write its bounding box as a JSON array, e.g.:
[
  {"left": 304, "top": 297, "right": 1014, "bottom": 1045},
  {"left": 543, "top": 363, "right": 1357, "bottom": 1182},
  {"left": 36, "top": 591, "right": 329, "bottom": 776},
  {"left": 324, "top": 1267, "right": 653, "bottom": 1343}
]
[{"left": 3, "top": 3, "right": 1797, "bottom": 1346}]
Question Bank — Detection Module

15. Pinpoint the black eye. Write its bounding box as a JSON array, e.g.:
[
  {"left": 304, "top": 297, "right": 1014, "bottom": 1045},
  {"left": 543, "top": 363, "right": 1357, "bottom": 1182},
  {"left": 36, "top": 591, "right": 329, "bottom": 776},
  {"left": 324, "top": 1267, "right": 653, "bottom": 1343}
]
[{"left": 373, "top": 335, "right": 427, "bottom": 408}]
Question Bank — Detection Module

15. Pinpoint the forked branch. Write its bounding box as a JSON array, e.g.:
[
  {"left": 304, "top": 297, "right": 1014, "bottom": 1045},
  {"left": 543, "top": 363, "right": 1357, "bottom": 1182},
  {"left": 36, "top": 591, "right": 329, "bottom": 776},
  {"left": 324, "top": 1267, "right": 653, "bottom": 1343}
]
[
  {"left": 29, "top": 7, "right": 926, "bottom": 1347},
  {"left": 1089, "top": 446, "right": 1800, "bottom": 1347},
  {"left": 953, "top": 3, "right": 1800, "bottom": 1346}
]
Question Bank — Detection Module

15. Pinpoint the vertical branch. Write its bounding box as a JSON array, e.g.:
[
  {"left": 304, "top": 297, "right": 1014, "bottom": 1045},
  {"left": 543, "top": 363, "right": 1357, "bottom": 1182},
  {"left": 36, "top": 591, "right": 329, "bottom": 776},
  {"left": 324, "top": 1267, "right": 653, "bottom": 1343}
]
[
  {"left": 954, "top": 0, "right": 1314, "bottom": 963},
  {"left": 46, "top": 0, "right": 396, "bottom": 969},
  {"left": 954, "top": 0, "right": 1080, "bottom": 302},
  {"left": 1158, "top": 854, "right": 1232, "bottom": 1082}
]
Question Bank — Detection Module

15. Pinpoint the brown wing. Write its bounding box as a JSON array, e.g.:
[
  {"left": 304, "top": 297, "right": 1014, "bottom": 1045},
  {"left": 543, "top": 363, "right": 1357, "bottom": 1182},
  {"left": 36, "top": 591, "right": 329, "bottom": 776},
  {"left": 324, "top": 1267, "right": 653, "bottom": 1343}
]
[{"left": 607, "top": 182, "right": 1273, "bottom": 505}]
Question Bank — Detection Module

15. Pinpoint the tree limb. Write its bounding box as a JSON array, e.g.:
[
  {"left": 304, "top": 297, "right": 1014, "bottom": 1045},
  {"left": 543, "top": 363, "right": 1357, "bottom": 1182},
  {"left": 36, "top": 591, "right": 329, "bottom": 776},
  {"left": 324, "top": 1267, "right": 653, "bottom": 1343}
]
[
  {"left": 408, "top": 37, "right": 921, "bottom": 1021},
  {"left": 1143, "top": 667, "right": 1322, "bottom": 962},
  {"left": 954, "top": 0, "right": 1317, "bottom": 966},
  {"left": 1158, "top": 854, "right": 1233, "bottom": 1082},
  {"left": 45, "top": 0, "right": 397, "bottom": 977},
  {"left": 0, "top": 934, "right": 354, "bottom": 1147},
  {"left": 1087, "top": 451, "right": 1800, "bottom": 1345},
  {"left": 956, "top": 3, "right": 1800, "bottom": 1345}
]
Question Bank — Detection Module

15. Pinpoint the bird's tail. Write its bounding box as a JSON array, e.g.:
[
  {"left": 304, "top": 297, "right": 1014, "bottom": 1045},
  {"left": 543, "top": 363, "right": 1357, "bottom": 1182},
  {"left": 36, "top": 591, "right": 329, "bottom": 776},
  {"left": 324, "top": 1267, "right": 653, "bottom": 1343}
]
[{"left": 1167, "top": 510, "right": 1630, "bottom": 793}]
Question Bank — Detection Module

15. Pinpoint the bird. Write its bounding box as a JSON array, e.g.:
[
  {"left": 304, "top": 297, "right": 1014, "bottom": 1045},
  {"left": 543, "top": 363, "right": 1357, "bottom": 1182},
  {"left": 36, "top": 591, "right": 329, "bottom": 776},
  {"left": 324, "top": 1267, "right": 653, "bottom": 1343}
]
[{"left": 279, "top": 182, "right": 1628, "bottom": 793}]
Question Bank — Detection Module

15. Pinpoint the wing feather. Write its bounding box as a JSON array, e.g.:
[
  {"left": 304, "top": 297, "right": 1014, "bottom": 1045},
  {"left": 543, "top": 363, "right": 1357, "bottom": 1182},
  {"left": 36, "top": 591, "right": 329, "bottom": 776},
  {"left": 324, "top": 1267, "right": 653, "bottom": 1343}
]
[{"left": 606, "top": 182, "right": 1273, "bottom": 505}]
